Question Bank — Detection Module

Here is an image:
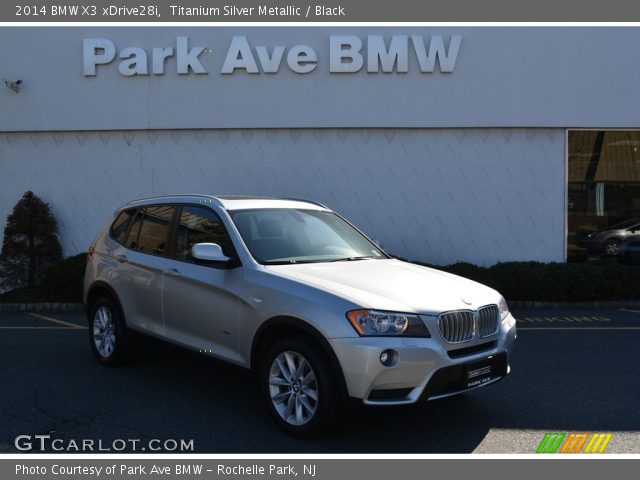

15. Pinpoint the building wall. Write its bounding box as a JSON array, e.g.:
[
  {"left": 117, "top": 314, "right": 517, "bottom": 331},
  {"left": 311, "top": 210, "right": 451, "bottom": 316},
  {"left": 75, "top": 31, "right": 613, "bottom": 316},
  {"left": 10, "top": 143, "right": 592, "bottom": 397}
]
[
  {"left": 3, "top": 27, "right": 640, "bottom": 131},
  {"left": 0, "top": 127, "right": 565, "bottom": 266}
]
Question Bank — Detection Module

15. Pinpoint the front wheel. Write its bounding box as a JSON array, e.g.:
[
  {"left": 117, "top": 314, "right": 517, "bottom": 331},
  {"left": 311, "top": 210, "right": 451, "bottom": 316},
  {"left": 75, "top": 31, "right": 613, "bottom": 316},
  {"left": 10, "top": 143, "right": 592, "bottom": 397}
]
[
  {"left": 88, "top": 297, "right": 130, "bottom": 366},
  {"left": 261, "top": 337, "right": 339, "bottom": 437},
  {"left": 605, "top": 239, "right": 621, "bottom": 256}
]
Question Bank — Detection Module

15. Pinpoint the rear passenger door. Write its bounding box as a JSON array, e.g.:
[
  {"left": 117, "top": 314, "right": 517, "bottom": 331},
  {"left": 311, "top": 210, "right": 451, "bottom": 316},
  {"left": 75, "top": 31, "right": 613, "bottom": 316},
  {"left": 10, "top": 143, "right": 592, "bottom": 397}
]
[
  {"left": 161, "top": 205, "right": 244, "bottom": 364},
  {"left": 112, "top": 205, "right": 175, "bottom": 336}
]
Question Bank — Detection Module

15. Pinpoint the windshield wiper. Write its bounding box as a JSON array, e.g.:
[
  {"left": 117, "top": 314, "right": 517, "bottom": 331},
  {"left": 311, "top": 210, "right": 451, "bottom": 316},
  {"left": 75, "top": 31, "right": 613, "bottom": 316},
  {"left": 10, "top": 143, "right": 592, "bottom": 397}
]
[
  {"left": 264, "top": 256, "right": 377, "bottom": 265},
  {"left": 263, "top": 259, "right": 324, "bottom": 265},
  {"left": 326, "top": 256, "right": 378, "bottom": 262}
]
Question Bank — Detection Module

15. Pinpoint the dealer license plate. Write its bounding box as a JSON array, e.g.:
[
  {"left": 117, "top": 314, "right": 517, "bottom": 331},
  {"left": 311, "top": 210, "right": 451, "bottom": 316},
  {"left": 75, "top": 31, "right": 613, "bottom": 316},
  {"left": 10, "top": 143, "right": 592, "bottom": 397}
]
[{"left": 465, "top": 361, "right": 492, "bottom": 388}]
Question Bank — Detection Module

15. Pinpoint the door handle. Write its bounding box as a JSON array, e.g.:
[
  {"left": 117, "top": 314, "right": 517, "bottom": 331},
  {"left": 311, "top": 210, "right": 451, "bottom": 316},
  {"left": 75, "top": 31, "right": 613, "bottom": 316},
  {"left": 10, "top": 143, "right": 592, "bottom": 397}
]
[
  {"left": 164, "top": 268, "right": 181, "bottom": 277},
  {"left": 114, "top": 254, "right": 128, "bottom": 263}
]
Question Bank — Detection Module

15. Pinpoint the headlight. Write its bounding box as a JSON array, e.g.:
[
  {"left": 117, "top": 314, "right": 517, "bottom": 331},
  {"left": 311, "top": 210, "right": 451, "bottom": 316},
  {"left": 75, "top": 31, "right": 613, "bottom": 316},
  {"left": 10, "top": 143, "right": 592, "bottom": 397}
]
[
  {"left": 346, "top": 310, "right": 430, "bottom": 337},
  {"left": 498, "top": 296, "right": 510, "bottom": 321}
]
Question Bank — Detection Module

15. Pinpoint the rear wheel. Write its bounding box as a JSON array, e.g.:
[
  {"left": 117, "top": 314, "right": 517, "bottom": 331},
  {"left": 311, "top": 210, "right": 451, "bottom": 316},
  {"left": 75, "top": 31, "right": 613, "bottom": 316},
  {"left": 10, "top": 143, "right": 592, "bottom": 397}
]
[
  {"left": 261, "top": 337, "right": 339, "bottom": 437},
  {"left": 88, "top": 297, "right": 130, "bottom": 366}
]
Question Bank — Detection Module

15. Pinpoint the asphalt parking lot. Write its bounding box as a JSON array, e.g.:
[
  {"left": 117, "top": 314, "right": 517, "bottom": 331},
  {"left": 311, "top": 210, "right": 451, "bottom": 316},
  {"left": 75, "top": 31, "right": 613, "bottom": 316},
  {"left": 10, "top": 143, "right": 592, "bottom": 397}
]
[{"left": 0, "top": 307, "right": 639, "bottom": 453}]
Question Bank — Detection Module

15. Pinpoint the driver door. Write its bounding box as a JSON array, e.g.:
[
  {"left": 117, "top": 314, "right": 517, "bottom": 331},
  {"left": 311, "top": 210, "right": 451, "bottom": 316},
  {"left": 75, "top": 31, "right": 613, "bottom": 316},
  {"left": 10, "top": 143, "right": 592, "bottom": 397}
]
[{"left": 161, "top": 205, "right": 244, "bottom": 364}]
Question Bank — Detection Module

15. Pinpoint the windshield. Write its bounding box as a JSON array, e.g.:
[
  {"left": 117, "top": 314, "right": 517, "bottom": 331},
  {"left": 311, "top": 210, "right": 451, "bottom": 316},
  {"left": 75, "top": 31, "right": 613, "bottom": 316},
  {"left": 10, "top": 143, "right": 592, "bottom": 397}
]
[{"left": 229, "top": 208, "right": 387, "bottom": 264}]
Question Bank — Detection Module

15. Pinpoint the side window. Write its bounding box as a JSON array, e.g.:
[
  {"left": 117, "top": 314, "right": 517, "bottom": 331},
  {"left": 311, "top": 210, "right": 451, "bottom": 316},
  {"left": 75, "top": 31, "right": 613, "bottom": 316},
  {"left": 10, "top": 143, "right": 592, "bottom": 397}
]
[
  {"left": 110, "top": 209, "right": 136, "bottom": 245},
  {"left": 126, "top": 210, "right": 144, "bottom": 250},
  {"left": 175, "top": 206, "right": 234, "bottom": 261},
  {"left": 136, "top": 206, "right": 175, "bottom": 256}
]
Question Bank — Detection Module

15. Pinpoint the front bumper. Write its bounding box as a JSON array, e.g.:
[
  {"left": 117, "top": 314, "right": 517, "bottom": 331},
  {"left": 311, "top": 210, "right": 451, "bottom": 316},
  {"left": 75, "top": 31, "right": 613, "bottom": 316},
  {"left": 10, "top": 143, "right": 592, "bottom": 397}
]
[{"left": 328, "top": 313, "right": 517, "bottom": 405}]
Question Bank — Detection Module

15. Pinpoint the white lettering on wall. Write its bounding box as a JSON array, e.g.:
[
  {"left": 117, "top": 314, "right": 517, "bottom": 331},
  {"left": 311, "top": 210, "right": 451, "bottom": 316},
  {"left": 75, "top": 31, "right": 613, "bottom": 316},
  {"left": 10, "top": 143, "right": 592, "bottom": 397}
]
[
  {"left": 152, "top": 47, "right": 174, "bottom": 75},
  {"left": 329, "top": 35, "right": 462, "bottom": 74},
  {"left": 255, "top": 46, "right": 285, "bottom": 73},
  {"left": 329, "top": 36, "right": 363, "bottom": 73},
  {"left": 287, "top": 45, "right": 317, "bottom": 74},
  {"left": 367, "top": 35, "right": 409, "bottom": 73},
  {"left": 410, "top": 35, "right": 462, "bottom": 73},
  {"left": 82, "top": 35, "right": 462, "bottom": 77},
  {"left": 176, "top": 36, "right": 207, "bottom": 74},
  {"left": 221, "top": 36, "right": 260, "bottom": 74},
  {"left": 83, "top": 37, "right": 207, "bottom": 76},
  {"left": 83, "top": 38, "right": 116, "bottom": 76},
  {"left": 118, "top": 47, "right": 148, "bottom": 76},
  {"left": 221, "top": 36, "right": 318, "bottom": 74}
]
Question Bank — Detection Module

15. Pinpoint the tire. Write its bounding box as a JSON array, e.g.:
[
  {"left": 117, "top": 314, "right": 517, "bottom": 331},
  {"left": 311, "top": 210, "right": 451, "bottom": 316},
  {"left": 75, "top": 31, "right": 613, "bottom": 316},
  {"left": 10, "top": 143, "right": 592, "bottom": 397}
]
[
  {"left": 605, "top": 239, "right": 621, "bottom": 256},
  {"left": 88, "top": 296, "right": 130, "bottom": 366},
  {"left": 260, "top": 336, "right": 339, "bottom": 437}
]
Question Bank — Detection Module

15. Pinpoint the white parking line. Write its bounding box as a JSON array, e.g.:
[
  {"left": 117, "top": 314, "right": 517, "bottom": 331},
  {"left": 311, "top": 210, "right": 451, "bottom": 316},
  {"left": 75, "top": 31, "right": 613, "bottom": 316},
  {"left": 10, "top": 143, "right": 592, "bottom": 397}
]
[
  {"left": 619, "top": 308, "right": 640, "bottom": 314},
  {"left": 519, "top": 326, "right": 640, "bottom": 331}
]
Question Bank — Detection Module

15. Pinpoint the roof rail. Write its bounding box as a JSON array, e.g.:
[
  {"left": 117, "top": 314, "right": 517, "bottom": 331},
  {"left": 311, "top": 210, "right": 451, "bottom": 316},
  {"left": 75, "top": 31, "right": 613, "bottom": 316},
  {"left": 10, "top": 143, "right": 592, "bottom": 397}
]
[
  {"left": 282, "top": 197, "right": 329, "bottom": 209},
  {"left": 126, "top": 194, "right": 222, "bottom": 206}
]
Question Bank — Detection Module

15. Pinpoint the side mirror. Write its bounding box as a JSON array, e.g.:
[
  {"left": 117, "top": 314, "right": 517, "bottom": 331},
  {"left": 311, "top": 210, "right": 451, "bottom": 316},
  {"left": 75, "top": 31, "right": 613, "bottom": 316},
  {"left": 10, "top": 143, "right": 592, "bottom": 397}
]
[{"left": 191, "top": 243, "right": 231, "bottom": 263}]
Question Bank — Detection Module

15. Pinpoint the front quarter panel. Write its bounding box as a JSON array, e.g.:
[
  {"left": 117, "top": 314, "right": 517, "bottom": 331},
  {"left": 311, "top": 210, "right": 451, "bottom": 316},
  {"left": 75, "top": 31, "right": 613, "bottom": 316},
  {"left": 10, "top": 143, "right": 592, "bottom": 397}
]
[{"left": 237, "top": 266, "right": 360, "bottom": 366}]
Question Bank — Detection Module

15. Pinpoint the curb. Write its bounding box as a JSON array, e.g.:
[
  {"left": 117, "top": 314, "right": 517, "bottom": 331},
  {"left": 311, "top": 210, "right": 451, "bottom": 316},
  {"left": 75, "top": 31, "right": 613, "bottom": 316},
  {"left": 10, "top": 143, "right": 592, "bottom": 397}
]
[
  {"left": 509, "top": 300, "right": 640, "bottom": 308},
  {"left": 0, "top": 303, "right": 84, "bottom": 313}
]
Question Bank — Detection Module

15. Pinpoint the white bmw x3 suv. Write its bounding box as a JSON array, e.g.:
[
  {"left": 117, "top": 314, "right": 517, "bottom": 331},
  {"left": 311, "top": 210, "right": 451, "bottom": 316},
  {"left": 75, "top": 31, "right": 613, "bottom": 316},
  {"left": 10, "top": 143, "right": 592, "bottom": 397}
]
[{"left": 84, "top": 195, "right": 517, "bottom": 436}]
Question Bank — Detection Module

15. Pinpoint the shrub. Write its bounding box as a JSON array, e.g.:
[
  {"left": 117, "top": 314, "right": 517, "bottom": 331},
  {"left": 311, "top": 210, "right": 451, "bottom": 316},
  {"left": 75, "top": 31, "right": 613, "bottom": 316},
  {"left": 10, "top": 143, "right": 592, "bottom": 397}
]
[
  {"left": 40, "top": 253, "right": 87, "bottom": 303},
  {"left": 414, "top": 260, "right": 640, "bottom": 302},
  {"left": 0, "top": 191, "right": 62, "bottom": 289}
]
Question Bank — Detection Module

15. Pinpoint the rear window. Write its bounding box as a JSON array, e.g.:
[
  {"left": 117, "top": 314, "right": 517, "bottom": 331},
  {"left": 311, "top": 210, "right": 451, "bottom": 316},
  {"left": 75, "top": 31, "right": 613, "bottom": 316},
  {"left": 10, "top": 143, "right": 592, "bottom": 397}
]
[
  {"left": 111, "top": 205, "right": 175, "bottom": 256},
  {"left": 110, "top": 209, "right": 136, "bottom": 245}
]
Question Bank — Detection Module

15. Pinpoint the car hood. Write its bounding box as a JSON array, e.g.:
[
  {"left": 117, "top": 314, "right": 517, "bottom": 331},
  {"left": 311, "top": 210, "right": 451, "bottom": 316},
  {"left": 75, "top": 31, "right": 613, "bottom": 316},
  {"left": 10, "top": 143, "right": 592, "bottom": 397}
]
[{"left": 265, "top": 259, "right": 500, "bottom": 314}]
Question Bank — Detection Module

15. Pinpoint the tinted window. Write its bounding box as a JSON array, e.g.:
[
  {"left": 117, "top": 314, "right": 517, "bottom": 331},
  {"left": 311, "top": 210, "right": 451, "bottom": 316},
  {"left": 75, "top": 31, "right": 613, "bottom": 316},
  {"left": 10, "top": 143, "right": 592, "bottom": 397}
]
[
  {"left": 136, "top": 206, "right": 175, "bottom": 255},
  {"left": 110, "top": 209, "right": 136, "bottom": 245},
  {"left": 175, "top": 206, "right": 233, "bottom": 261},
  {"left": 126, "top": 210, "right": 144, "bottom": 250}
]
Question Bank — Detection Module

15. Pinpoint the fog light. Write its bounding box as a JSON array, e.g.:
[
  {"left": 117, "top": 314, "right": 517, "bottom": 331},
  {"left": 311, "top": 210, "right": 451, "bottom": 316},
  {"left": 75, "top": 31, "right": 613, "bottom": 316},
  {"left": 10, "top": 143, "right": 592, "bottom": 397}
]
[{"left": 380, "top": 349, "right": 397, "bottom": 367}]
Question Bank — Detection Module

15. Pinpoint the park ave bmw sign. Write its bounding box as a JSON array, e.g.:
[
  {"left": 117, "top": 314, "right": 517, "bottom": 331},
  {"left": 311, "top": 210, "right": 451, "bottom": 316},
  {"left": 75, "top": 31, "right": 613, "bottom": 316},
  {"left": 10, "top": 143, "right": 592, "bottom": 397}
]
[{"left": 82, "top": 35, "right": 462, "bottom": 76}]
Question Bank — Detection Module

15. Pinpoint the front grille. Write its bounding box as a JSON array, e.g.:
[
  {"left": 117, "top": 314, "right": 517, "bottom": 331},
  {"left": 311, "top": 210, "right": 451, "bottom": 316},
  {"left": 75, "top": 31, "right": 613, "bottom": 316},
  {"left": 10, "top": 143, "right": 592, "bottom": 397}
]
[
  {"left": 477, "top": 305, "right": 499, "bottom": 338},
  {"left": 437, "top": 304, "right": 499, "bottom": 343},
  {"left": 438, "top": 311, "right": 475, "bottom": 343}
]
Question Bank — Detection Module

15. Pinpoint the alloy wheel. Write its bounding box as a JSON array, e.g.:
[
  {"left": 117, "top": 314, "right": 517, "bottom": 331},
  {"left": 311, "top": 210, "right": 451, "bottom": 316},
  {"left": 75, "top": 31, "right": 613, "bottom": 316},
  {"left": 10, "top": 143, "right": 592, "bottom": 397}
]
[
  {"left": 268, "top": 351, "right": 319, "bottom": 426},
  {"left": 606, "top": 241, "right": 620, "bottom": 256},
  {"left": 93, "top": 306, "right": 116, "bottom": 358}
]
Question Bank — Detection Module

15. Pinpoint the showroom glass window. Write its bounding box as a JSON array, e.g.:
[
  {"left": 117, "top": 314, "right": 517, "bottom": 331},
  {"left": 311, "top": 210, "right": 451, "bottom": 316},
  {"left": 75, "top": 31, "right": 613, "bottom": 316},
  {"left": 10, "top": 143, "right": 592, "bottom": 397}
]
[{"left": 568, "top": 131, "right": 640, "bottom": 261}]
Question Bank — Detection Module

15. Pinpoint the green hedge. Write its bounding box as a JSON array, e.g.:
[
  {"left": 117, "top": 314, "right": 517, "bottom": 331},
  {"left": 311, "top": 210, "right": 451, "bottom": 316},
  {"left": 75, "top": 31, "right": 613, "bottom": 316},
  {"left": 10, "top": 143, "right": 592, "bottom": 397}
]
[
  {"left": 416, "top": 260, "right": 640, "bottom": 302},
  {"left": 39, "top": 253, "right": 87, "bottom": 302}
]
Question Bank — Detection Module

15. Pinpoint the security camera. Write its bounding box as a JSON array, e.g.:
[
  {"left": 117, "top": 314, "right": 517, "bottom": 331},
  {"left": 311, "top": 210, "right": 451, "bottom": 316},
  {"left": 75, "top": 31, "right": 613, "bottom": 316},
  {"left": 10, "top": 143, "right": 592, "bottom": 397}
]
[{"left": 3, "top": 79, "right": 22, "bottom": 93}]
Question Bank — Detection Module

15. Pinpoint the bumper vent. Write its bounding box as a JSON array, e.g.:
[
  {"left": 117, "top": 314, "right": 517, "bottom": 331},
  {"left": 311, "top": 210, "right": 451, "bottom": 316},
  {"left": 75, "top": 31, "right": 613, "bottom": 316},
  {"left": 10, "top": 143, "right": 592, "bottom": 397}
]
[{"left": 438, "top": 304, "right": 499, "bottom": 344}]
